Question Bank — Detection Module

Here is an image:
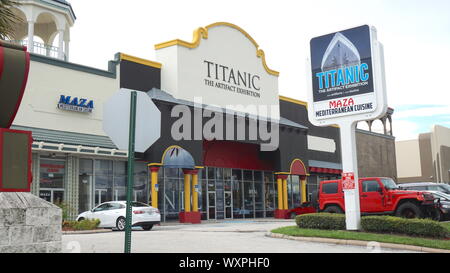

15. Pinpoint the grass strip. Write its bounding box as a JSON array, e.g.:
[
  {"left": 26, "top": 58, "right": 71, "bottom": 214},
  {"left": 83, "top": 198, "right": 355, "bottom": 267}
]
[{"left": 271, "top": 225, "right": 450, "bottom": 250}]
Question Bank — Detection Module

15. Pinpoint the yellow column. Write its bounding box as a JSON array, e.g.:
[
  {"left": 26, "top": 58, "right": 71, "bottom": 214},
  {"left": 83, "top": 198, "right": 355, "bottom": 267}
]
[
  {"left": 283, "top": 179, "right": 288, "bottom": 210},
  {"left": 150, "top": 167, "right": 159, "bottom": 208},
  {"left": 301, "top": 178, "right": 307, "bottom": 203},
  {"left": 277, "top": 177, "right": 283, "bottom": 210},
  {"left": 184, "top": 173, "right": 191, "bottom": 212},
  {"left": 192, "top": 171, "right": 199, "bottom": 212}
]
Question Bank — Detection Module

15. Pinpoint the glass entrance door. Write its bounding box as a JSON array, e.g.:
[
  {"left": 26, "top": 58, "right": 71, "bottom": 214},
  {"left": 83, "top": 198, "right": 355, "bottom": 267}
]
[
  {"left": 224, "top": 191, "right": 232, "bottom": 219},
  {"left": 78, "top": 174, "right": 92, "bottom": 214},
  {"left": 208, "top": 192, "right": 216, "bottom": 220}
]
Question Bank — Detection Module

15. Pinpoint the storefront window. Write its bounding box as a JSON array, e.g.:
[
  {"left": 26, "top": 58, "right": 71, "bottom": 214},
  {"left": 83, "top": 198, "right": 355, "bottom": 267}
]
[
  {"left": 39, "top": 157, "right": 66, "bottom": 204},
  {"left": 264, "top": 172, "right": 275, "bottom": 217},
  {"left": 157, "top": 168, "right": 165, "bottom": 220},
  {"left": 113, "top": 161, "right": 126, "bottom": 201},
  {"left": 307, "top": 176, "right": 319, "bottom": 201},
  {"left": 164, "top": 168, "right": 181, "bottom": 221},
  {"left": 94, "top": 160, "right": 113, "bottom": 205},
  {"left": 232, "top": 169, "right": 243, "bottom": 219},
  {"left": 243, "top": 180, "right": 254, "bottom": 218},
  {"left": 215, "top": 168, "right": 225, "bottom": 220},
  {"left": 254, "top": 171, "right": 264, "bottom": 218},
  {"left": 158, "top": 166, "right": 278, "bottom": 222},
  {"left": 292, "top": 176, "right": 301, "bottom": 208},
  {"left": 79, "top": 159, "right": 93, "bottom": 213},
  {"left": 134, "top": 161, "right": 149, "bottom": 203},
  {"left": 201, "top": 169, "right": 207, "bottom": 220},
  {"left": 40, "top": 159, "right": 65, "bottom": 189}
]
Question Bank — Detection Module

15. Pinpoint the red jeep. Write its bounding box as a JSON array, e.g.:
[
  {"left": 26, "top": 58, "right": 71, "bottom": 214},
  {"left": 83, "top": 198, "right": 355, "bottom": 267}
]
[{"left": 318, "top": 177, "right": 439, "bottom": 219}]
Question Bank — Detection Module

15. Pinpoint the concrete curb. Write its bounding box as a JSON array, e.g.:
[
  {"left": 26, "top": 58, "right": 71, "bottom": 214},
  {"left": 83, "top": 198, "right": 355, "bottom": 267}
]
[
  {"left": 62, "top": 229, "right": 113, "bottom": 235},
  {"left": 266, "top": 232, "right": 450, "bottom": 253}
]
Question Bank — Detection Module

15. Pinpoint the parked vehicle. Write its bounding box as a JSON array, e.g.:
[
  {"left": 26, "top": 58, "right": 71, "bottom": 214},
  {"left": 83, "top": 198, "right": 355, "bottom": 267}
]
[
  {"left": 317, "top": 177, "right": 439, "bottom": 219},
  {"left": 398, "top": 182, "right": 450, "bottom": 195},
  {"left": 425, "top": 191, "right": 450, "bottom": 221},
  {"left": 287, "top": 202, "right": 317, "bottom": 219},
  {"left": 76, "top": 201, "right": 161, "bottom": 231}
]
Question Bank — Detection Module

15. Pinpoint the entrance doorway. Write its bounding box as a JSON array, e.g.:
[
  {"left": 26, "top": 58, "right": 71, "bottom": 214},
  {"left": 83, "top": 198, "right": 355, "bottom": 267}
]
[
  {"left": 208, "top": 191, "right": 216, "bottom": 220},
  {"left": 224, "top": 191, "right": 232, "bottom": 219},
  {"left": 78, "top": 174, "right": 93, "bottom": 214}
]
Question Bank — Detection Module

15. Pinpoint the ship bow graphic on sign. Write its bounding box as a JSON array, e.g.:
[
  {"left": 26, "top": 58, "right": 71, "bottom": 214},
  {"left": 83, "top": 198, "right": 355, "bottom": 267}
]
[{"left": 321, "top": 32, "right": 361, "bottom": 72}]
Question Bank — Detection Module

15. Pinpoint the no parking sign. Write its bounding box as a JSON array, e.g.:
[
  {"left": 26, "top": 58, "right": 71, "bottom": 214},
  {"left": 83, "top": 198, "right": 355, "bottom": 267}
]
[{"left": 342, "top": 172, "right": 355, "bottom": 190}]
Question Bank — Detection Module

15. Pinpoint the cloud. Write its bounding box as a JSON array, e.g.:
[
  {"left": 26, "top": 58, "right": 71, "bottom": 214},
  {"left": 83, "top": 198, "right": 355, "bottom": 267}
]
[
  {"left": 394, "top": 105, "right": 450, "bottom": 119},
  {"left": 393, "top": 119, "right": 421, "bottom": 141}
]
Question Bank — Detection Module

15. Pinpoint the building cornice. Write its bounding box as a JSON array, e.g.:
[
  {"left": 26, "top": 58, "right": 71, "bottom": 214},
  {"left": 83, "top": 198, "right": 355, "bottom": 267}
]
[{"left": 154, "top": 22, "right": 279, "bottom": 77}]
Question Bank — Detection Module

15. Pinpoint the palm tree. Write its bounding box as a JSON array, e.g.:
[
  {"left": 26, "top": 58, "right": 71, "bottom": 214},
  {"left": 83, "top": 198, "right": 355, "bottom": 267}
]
[{"left": 0, "top": 0, "right": 21, "bottom": 40}]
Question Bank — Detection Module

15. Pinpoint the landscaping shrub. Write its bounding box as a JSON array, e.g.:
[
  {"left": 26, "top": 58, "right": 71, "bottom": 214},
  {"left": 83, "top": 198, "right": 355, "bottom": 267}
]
[
  {"left": 296, "top": 213, "right": 346, "bottom": 230},
  {"left": 361, "top": 216, "right": 449, "bottom": 239},
  {"left": 63, "top": 219, "right": 101, "bottom": 231},
  {"left": 55, "top": 202, "right": 75, "bottom": 222},
  {"left": 295, "top": 213, "right": 449, "bottom": 239}
]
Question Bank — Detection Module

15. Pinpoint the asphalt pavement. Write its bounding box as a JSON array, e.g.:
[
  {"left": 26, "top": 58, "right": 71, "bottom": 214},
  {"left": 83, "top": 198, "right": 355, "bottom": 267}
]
[{"left": 62, "top": 219, "right": 417, "bottom": 253}]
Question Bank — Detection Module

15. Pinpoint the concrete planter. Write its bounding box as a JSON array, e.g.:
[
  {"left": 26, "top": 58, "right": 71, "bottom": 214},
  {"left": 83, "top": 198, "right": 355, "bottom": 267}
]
[{"left": 0, "top": 192, "right": 62, "bottom": 253}]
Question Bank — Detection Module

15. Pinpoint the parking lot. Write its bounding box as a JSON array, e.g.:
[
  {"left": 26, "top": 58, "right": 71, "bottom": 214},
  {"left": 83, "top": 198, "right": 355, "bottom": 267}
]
[{"left": 62, "top": 219, "right": 416, "bottom": 253}]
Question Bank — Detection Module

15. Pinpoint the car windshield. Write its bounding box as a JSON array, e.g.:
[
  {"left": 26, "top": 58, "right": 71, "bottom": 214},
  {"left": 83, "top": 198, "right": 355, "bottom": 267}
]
[
  {"left": 380, "top": 178, "right": 399, "bottom": 190},
  {"left": 438, "top": 184, "right": 450, "bottom": 194},
  {"left": 434, "top": 192, "right": 450, "bottom": 201}
]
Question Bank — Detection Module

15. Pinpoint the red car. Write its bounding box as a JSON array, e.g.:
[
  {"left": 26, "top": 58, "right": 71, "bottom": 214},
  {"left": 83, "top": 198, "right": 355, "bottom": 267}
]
[
  {"left": 318, "top": 177, "right": 439, "bottom": 219},
  {"left": 287, "top": 202, "right": 317, "bottom": 219},
  {"left": 287, "top": 177, "right": 440, "bottom": 220}
]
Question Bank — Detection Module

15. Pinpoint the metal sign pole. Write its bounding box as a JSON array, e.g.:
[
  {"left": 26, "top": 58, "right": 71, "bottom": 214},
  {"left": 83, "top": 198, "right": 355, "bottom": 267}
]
[
  {"left": 124, "top": 91, "right": 137, "bottom": 253},
  {"left": 340, "top": 121, "right": 361, "bottom": 230}
]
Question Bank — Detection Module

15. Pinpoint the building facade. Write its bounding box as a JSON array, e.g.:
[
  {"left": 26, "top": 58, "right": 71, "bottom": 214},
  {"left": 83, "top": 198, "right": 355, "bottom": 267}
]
[
  {"left": 396, "top": 125, "right": 450, "bottom": 183},
  {"left": 9, "top": 1, "right": 397, "bottom": 222}
]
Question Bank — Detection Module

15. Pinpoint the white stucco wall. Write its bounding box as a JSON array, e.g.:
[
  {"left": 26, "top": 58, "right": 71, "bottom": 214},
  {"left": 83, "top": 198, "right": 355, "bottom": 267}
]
[
  {"left": 12, "top": 60, "right": 119, "bottom": 136},
  {"left": 395, "top": 139, "right": 422, "bottom": 178},
  {"left": 307, "top": 135, "right": 336, "bottom": 153},
  {"left": 430, "top": 125, "right": 450, "bottom": 181},
  {"left": 156, "top": 24, "right": 279, "bottom": 119}
]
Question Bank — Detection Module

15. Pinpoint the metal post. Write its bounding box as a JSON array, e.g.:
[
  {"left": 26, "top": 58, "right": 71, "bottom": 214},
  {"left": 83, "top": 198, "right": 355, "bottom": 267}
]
[
  {"left": 124, "top": 91, "right": 137, "bottom": 253},
  {"left": 340, "top": 121, "right": 361, "bottom": 230}
]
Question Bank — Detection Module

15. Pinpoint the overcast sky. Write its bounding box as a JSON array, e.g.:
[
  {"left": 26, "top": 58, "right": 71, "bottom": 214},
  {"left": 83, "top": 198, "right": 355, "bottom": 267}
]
[{"left": 67, "top": 0, "right": 450, "bottom": 140}]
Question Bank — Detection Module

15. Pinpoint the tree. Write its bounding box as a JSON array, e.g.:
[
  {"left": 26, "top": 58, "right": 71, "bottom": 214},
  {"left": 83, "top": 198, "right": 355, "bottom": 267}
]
[{"left": 0, "top": 0, "right": 21, "bottom": 40}]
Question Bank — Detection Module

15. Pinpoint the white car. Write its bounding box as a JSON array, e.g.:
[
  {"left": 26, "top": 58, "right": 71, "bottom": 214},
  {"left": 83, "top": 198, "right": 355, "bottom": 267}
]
[{"left": 76, "top": 201, "right": 161, "bottom": 231}]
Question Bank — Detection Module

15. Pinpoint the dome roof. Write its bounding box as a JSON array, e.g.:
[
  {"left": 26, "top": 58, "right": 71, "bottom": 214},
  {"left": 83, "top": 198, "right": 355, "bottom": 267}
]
[{"left": 51, "top": 0, "right": 76, "bottom": 20}]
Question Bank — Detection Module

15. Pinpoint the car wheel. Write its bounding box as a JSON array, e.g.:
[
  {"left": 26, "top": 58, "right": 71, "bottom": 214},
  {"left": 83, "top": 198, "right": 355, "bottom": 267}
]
[
  {"left": 323, "top": 205, "right": 343, "bottom": 214},
  {"left": 116, "top": 217, "right": 126, "bottom": 231},
  {"left": 142, "top": 225, "right": 153, "bottom": 231},
  {"left": 395, "top": 202, "right": 424, "bottom": 219},
  {"left": 78, "top": 217, "right": 85, "bottom": 221},
  {"left": 431, "top": 209, "right": 443, "bottom": 221}
]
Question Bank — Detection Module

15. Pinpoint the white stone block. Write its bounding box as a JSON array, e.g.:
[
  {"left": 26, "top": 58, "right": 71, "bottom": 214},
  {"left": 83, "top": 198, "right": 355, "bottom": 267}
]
[
  {"left": 9, "top": 226, "right": 33, "bottom": 245},
  {"left": 26, "top": 208, "right": 50, "bottom": 226},
  {"left": 0, "top": 227, "right": 10, "bottom": 246}
]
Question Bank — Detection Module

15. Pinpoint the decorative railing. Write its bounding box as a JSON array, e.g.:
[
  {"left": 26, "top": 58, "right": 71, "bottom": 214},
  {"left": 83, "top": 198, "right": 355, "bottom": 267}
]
[{"left": 8, "top": 40, "right": 66, "bottom": 61}]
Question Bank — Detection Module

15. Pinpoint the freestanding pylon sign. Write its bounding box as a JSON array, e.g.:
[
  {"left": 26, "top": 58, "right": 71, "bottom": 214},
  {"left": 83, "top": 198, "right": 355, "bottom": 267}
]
[{"left": 306, "top": 25, "right": 387, "bottom": 230}]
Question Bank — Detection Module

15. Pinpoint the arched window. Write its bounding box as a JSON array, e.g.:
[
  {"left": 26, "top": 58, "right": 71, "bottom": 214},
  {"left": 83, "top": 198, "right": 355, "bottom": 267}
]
[{"left": 371, "top": 119, "right": 385, "bottom": 135}]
